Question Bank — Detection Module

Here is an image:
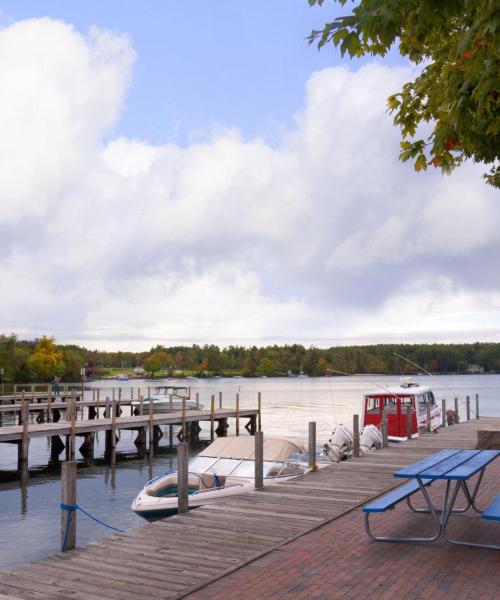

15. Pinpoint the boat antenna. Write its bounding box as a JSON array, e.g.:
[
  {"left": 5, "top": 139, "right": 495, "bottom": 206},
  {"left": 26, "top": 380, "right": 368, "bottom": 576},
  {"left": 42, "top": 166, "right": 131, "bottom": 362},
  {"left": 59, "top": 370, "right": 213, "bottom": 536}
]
[
  {"left": 393, "top": 351, "right": 474, "bottom": 417},
  {"left": 393, "top": 352, "right": 433, "bottom": 377}
]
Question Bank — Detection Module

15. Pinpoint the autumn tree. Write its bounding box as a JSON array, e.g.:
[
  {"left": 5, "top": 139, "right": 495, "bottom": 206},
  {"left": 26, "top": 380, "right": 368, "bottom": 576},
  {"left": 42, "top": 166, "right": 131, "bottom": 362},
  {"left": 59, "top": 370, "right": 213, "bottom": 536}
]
[
  {"left": 28, "top": 336, "right": 65, "bottom": 381},
  {"left": 308, "top": 0, "right": 500, "bottom": 187},
  {"left": 255, "top": 357, "right": 277, "bottom": 377},
  {"left": 143, "top": 352, "right": 166, "bottom": 378}
]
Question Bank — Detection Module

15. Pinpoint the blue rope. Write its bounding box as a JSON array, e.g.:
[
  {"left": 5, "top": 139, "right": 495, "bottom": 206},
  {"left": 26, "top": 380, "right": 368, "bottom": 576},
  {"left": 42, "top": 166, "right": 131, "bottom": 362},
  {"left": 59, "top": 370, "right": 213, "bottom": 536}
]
[
  {"left": 60, "top": 503, "right": 125, "bottom": 538},
  {"left": 61, "top": 507, "right": 74, "bottom": 552}
]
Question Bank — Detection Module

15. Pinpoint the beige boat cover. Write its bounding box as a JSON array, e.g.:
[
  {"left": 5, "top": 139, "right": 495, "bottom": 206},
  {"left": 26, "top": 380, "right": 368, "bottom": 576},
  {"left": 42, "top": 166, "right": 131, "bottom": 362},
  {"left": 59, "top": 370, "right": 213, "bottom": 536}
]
[{"left": 200, "top": 436, "right": 304, "bottom": 461}]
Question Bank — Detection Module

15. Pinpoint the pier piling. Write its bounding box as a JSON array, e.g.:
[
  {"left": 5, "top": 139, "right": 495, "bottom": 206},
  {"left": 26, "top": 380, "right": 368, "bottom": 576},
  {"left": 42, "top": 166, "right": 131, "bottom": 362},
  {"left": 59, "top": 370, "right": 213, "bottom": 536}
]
[
  {"left": 381, "top": 409, "right": 388, "bottom": 448},
  {"left": 308, "top": 421, "right": 317, "bottom": 470},
  {"left": 61, "top": 461, "right": 77, "bottom": 551},
  {"left": 255, "top": 430, "right": 264, "bottom": 489},
  {"left": 177, "top": 441, "right": 189, "bottom": 514},
  {"left": 353, "top": 414, "right": 360, "bottom": 457}
]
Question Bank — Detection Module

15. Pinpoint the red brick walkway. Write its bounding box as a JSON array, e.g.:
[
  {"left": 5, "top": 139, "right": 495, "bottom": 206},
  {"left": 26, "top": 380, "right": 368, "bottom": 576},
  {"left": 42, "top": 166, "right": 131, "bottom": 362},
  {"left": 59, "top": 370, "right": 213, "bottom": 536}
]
[{"left": 187, "top": 460, "right": 500, "bottom": 600}]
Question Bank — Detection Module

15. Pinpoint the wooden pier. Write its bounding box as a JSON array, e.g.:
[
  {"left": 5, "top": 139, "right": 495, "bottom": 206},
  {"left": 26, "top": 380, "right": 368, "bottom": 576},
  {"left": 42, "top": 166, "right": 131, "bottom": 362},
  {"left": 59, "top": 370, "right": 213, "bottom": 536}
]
[
  {"left": 0, "top": 416, "right": 497, "bottom": 599},
  {"left": 0, "top": 385, "right": 261, "bottom": 466}
]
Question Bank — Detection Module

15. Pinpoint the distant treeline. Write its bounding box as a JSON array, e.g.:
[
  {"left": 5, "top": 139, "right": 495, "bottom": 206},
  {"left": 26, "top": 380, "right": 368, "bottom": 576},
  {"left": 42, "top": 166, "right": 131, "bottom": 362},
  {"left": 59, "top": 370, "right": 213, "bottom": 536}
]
[{"left": 0, "top": 334, "right": 498, "bottom": 382}]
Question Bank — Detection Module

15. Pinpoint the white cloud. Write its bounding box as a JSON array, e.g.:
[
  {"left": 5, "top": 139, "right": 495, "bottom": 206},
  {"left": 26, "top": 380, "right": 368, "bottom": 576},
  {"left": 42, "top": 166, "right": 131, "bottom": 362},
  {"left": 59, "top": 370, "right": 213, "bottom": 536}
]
[{"left": 0, "top": 18, "right": 499, "bottom": 350}]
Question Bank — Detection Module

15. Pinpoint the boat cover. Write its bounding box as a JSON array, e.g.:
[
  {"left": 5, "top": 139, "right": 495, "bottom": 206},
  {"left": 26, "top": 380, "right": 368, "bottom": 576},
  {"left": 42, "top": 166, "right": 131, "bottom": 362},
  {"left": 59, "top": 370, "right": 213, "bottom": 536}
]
[{"left": 201, "top": 436, "right": 304, "bottom": 461}]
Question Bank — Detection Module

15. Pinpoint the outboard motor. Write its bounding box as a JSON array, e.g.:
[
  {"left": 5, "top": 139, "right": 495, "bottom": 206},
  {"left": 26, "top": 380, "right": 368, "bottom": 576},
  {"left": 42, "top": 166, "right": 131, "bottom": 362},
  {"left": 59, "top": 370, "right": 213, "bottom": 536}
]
[
  {"left": 322, "top": 425, "right": 353, "bottom": 462},
  {"left": 360, "top": 424, "right": 383, "bottom": 454}
]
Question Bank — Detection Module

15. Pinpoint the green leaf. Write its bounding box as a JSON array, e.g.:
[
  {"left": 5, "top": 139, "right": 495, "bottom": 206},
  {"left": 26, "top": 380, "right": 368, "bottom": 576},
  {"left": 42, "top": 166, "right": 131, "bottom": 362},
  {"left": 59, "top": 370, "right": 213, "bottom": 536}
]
[{"left": 414, "top": 154, "right": 428, "bottom": 172}]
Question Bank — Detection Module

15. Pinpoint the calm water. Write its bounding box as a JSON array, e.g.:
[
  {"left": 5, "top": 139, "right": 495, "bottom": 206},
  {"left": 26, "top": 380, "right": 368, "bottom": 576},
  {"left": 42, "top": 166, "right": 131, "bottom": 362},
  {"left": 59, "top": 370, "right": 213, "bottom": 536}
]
[{"left": 0, "top": 374, "right": 498, "bottom": 569}]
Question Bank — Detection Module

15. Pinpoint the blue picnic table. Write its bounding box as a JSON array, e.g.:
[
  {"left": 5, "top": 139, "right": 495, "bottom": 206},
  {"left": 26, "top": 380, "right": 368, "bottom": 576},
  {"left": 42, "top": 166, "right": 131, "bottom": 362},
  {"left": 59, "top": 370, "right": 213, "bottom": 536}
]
[{"left": 364, "top": 448, "right": 500, "bottom": 549}]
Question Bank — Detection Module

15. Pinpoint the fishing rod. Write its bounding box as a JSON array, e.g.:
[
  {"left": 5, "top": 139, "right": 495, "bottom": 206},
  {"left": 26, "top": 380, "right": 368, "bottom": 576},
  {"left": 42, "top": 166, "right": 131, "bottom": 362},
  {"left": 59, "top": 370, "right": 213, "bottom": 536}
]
[
  {"left": 393, "top": 352, "right": 475, "bottom": 416},
  {"left": 326, "top": 368, "right": 407, "bottom": 402}
]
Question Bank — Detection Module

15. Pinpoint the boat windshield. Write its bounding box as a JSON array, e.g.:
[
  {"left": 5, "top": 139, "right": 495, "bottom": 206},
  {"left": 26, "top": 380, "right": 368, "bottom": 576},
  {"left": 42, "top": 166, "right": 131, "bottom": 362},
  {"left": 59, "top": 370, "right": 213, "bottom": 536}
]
[
  {"left": 205, "top": 458, "right": 241, "bottom": 476},
  {"left": 188, "top": 456, "right": 218, "bottom": 474},
  {"left": 263, "top": 461, "right": 285, "bottom": 477},
  {"left": 230, "top": 460, "right": 255, "bottom": 478}
]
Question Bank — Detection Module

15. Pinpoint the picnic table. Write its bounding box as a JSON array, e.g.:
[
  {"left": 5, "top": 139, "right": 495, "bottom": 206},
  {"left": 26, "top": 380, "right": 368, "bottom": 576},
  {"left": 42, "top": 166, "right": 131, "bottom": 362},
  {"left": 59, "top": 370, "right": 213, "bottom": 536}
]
[{"left": 364, "top": 449, "right": 500, "bottom": 549}]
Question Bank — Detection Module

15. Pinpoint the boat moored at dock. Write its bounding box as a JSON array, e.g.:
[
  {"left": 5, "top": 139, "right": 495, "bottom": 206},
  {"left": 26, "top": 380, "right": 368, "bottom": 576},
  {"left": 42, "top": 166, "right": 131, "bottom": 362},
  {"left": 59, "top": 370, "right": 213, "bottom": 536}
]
[
  {"left": 131, "top": 435, "right": 309, "bottom": 521},
  {"left": 131, "top": 385, "right": 202, "bottom": 413},
  {"left": 362, "top": 380, "right": 441, "bottom": 441}
]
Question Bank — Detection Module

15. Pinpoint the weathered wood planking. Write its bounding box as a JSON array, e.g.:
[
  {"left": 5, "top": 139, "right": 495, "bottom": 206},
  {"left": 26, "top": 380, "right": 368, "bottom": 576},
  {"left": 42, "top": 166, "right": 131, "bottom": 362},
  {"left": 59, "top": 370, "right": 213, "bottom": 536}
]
[{"left": 0, "top": 417, "right": 498, "bottom": 600}]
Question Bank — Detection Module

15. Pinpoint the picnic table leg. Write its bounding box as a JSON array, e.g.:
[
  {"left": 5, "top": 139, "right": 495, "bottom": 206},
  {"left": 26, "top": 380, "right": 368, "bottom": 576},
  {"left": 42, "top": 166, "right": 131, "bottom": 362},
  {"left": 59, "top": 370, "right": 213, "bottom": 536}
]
[
  {"left": 365, "top": 479, "right": 442, "bottom": 543},
  {"left": 441, "top": 475, "right": 500, "bottom": 550},
  {"left": 457, "top": 469, "right": 485, "bottom": 514},
  {"left": 407, "top": 478, "right": 472, "bottom": 515}
]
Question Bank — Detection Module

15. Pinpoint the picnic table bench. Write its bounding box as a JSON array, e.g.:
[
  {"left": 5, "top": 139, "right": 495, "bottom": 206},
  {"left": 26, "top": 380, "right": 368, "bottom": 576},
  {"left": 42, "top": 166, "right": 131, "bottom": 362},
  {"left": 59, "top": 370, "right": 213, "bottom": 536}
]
[{"left": 363, "top": 449, "right": 500, "bottom": 549}]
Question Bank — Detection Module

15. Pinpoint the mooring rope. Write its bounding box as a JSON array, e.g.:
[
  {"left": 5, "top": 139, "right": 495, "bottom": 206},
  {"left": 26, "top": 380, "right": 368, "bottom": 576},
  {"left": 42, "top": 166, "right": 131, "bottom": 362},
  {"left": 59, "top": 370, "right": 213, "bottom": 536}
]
[{"left": 60, "top": 502, "right": 125, "bottom": 550}]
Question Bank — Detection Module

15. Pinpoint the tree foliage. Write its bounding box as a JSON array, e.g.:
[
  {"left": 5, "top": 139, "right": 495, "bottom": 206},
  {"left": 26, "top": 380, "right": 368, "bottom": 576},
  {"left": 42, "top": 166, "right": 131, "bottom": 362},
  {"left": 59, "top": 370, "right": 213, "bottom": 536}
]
[
  {"left": 1, "top": 335, "right": 500, "bottom": 381},
  {"left": 27, "top": 336, "right": 65, "bottom": 381},
  {"left": 308, "top": 0, "right": 500, "bottom": 187}
]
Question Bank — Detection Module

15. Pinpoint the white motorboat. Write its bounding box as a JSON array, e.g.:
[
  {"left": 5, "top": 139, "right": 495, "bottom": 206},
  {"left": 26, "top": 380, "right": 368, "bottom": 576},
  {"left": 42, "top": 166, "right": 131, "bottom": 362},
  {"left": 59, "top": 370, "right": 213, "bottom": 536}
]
[
  {"left": 132, "top": 436, "right": 310, "bottom": 521},
  {"left": 131, "top": 385, "right": 202, "bottom": 414},
  {"left": 362, "top": 380, "right": 442, "bottom": 441}
]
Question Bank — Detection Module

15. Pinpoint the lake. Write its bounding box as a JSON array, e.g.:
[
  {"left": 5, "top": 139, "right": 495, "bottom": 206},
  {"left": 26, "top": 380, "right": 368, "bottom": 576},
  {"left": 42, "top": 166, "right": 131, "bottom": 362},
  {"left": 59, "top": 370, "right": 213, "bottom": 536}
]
[{"left": 0, "top": 374, "right": 498, "bottom": 569}]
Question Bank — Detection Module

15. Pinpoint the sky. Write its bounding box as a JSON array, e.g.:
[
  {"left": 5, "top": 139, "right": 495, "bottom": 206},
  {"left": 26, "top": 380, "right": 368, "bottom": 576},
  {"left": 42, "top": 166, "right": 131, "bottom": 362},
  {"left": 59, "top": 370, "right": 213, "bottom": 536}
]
[{"left": 0, "top": 2, "right": 499, "bottom": 351}]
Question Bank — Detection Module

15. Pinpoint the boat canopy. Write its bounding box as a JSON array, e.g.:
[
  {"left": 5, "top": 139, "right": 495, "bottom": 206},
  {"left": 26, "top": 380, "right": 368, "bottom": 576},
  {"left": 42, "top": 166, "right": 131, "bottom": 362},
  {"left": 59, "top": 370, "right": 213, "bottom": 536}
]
[
  {"left": 200, "top": 436, "right": 304, "bottom": 461},
  {"left": 363, "top": 385, "right": 432, "bottom": 397}
]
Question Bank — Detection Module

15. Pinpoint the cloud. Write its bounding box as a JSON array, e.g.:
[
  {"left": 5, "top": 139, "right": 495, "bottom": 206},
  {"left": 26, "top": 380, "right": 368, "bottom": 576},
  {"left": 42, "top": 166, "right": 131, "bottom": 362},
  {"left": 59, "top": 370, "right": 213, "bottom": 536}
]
[{"left": 0, "top": 18, "right": 499, "bottom": 350}]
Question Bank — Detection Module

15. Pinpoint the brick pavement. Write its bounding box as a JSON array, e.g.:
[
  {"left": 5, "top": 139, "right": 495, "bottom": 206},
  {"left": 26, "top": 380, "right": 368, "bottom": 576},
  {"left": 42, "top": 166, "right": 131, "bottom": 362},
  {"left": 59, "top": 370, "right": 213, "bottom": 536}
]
[{"left": 187, "top": 459, "right": 500, "bottom": 600}]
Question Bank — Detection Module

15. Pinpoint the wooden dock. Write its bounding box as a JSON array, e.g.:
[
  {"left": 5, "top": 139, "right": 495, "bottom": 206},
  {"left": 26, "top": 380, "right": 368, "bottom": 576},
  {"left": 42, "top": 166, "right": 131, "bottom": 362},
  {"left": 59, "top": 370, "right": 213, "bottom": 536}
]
[{"left": 0, "top": 416, "right": 497, "bottom": 599}]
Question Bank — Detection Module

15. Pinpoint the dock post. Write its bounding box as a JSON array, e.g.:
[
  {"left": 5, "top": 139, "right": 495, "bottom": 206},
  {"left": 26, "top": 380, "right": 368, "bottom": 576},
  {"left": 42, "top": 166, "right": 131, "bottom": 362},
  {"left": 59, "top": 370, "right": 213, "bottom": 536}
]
[
  {"left": 47, "top": 387, "right": 52, "bottom": 423},
  {"left": 353, "top": 414, "right": 360, "bottom": 457},
  {"left": 70, "top": 392, "right": 76, "bottom": 460},
  {"left": 454, "top": 397, "right": 459, "bottom": 422},
  {"left": 381, "top": 410, "right": 388, "bottom": 448},
  {"left": 426, "top": 403, "right": 431, "bottom": 432},
  {"left": 20, "top": 392, "right": 29, "bottom": 463},
  {"left": 476, "top": 393, "right": 479, "bottom": 419},
  {"left": 104, "top": 396, "right": 111, "bottom": 458},
  {"left": 441, "top": 399, "right": 446, "bottom": 427},
  {"left": 258, "top": 392, "right": 262, "bottom": 432},
  {"left": 139, "top": 394, "right": 144, "bottom": 416},
  {"left": 177, "top": 442, "right": 189, "bottom": 514},
  {"left": 148, "top": 395, "right": 154, "bottom": 456},
  {"left": 195, "top": 392, "right": 199, "bottom": 409},
  {"left": 255, "top": 430, "right": 264, "bottom": 489},
  {"left": 96, "top": 389, "right": 100, "bottom": 419},
  {"left": 308, "top": 421, "right": 317, "bottom": 470},
  {"left": 61, "top": 461, "right": 77, "bottom": 551},
  {"left": 111, "top": 396, "right": 117, "bottom": 451},
  {"left": 406, "top": 406, "right": 412, "bottom": 440},
  {"left": 466, "top": 395, "right": 471, "bottom": 420},
  {"left": 182, "top": 397, "right": 187, "bottom": 441},
  {"left": 235, "top": 393, "right": 240, "bottom": 436},
  {"left": 210, "top": 395, "right": 215, "bottom": 441},
  {"left": 219, "top": 391, "right": 222, "bottom": 409}
]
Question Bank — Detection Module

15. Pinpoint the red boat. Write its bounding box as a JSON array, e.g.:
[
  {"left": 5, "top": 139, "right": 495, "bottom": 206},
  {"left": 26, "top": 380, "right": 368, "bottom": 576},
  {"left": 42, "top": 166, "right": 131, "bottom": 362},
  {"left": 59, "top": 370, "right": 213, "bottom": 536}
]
[{"left": 362, "top": 381, "right": 442, "bottom": 441}]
